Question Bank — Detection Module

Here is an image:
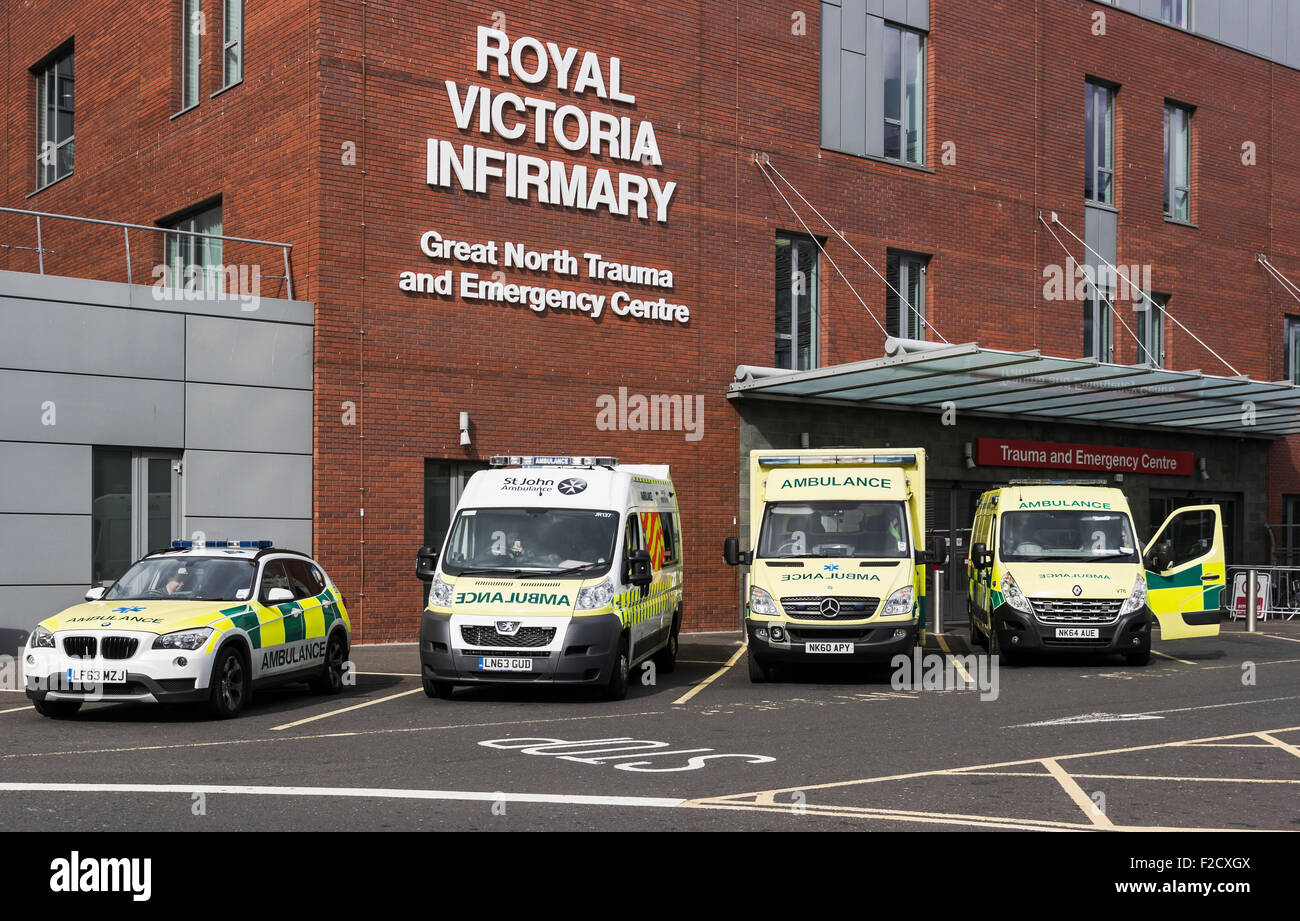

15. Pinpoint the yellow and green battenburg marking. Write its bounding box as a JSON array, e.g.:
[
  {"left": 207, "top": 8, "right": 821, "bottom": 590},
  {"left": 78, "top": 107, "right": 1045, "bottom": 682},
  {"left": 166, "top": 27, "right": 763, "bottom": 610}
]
[{"left": 203, "top": 587, "right": 345, "bottom": 653}]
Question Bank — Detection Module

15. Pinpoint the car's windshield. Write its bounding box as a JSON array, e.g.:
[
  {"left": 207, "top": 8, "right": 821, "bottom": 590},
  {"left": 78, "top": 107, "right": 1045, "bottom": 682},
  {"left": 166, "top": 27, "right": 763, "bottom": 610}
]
[
  {"left": 758, "top": 500, "right": 910, "bottom": 558},
  {"left": 441, "top": 508, "right": 620, "bottom": 577},
  {"left": 998, "top": 510, "right": 1139, "bottom": 563},
  {"left": 104, "top": 557, "right": 258, "bottom": 601}
]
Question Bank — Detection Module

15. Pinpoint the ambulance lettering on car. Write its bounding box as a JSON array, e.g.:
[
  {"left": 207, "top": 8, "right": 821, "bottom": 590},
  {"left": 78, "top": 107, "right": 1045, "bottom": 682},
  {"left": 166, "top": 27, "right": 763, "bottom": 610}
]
[
  {"left": 966, "top": 481, "right": 1224, "bottom": 666},
  {"left": 24, "top": 540, "right": 352, "bottom": 720},
  {"left": 416, "top": 455, "right": 685, "bottom": 701}
]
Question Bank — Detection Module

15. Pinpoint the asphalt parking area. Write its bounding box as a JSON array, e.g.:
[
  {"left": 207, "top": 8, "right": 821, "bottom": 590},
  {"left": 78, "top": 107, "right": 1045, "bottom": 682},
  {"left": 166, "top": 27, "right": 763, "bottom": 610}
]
[{"left": 0, "top": 622, "right": 1297, "bottom": 831}]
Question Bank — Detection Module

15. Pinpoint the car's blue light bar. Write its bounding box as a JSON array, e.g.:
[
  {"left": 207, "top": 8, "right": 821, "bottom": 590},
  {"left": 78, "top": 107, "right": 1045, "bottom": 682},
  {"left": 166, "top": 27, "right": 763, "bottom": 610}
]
[
  {"left": 170, "top": 539, "right": 273, "bottom": 549},
  {"left": 489, "top": 455, "right": 618, "bottom": 468}
]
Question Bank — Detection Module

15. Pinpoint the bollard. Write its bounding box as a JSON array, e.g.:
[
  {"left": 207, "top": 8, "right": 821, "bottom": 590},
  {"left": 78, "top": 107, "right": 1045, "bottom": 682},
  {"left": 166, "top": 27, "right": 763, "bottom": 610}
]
[
  {"left": 1247, "top": 568, "right": 1258, "bottom": 633},
  {"left": 932, "top": 579, "right": 943, "bottom": 635}
]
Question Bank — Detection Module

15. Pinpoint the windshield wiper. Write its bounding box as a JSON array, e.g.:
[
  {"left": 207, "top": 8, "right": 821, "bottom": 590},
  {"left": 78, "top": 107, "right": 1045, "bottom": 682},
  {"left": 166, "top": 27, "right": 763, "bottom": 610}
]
[
  {"left": 521, "top": 563, "right": 599, "bottom": 577},
  {"left": 452, "top": 567, "right": 531, "bottom": 576}
]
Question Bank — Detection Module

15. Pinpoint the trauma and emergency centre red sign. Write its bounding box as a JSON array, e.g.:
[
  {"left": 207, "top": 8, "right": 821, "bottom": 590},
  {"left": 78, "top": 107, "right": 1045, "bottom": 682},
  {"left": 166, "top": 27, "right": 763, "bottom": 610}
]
[{"left": 975, "top": 438, "right": 1193, "bottom": 476}]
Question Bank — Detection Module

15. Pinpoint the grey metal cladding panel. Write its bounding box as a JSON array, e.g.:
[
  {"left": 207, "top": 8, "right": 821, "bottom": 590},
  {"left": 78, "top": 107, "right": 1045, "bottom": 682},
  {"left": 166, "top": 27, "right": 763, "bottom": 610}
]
[
  {"left": 185, "top": 384, "right": 312, "bottom": 454},
  {"left": 1289, "top": 1, "right": 1300, "bottom": 67},
  {"left": 822, "top": 2, "right": 842, "bottom": 149},
  {"left": 1219, "top": 1, "right": 1248, "bottom": 47},
  {"left": 184, "top": 517, "right": 312, "bottom": 556},
  {"left": 883, "top": 0, "right": 907, "bottom": 24},
  {"left": 185, "top": 315, "right": 312, "bottom": 390},
  {"left": 182, "top": 451, "right": 311, "bottom": 520},
  {"left": 0, "top": 514, "right": 90, "bottom": 584},
  {"left": 842, "top": 0, "right": 867, "bottom": 52},
  {"left": 0, "top": 298, "right": 184, "bottom": 380},
  {"left": 1271, "top": 0, "right": 1288, "bottom": 61},
  {"left": 0, "top": 270, "right": 130, "bottom": 310},
  {"left": 0, "top": 443, "right": 90, "bottom": 514},
  {"left": 1083, "top": 206, "right": 1118, "bottom": 267},
  {"left": 840, "top": 51, "right": 868, "bottom": 156},
  {"left": 906, "top": 0, "right": 929, "bottom": 31},
  {"left": 0, "top": 584, "right": 88, "bottom": 635},
  {"left": 1195, "top": 0, "right": 1220, "bottom": 38},
  {"left": 866, "top": 0, "right": 882, "bottom": 16},
  {"left": 865, "top": 13, "right": 885, "bottom": 157},
  {"left": 1247, "top": 0, "right": 1271, "bottom": 55},
  {"left": 0, "top": 370, "right": 184, "bottom": 447}
]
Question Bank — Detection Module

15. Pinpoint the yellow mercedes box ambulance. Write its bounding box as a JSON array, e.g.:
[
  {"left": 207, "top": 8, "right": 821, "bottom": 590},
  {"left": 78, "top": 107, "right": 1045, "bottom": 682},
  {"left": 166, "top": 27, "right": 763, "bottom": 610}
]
[
  {"left": 723, "top": 449, "right": 947, "bottom": 682},
  {"left": 416, "top": 455, "right": 683, "bottom": 700},
  {"left": 966, "top": 481, "right": 1224, "bottom": 665}
]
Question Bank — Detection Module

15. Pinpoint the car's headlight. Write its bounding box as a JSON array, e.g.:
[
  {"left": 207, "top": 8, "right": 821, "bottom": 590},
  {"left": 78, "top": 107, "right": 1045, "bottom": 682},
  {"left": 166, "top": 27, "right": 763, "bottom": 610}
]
[
  {"left": 576, "top": 578, "right": 614, "bottom": 610},
  {"left": 881, "top": 585, "right": 914, "bottom": 617},
  {"left": 750, "top": 585, "right": 778, "bottom": 616},
  {"left": 29, "top": 626, "right": 55, "bottom": 649},
  {"left": 1119, "top": 575, "right": 1147, "bottom": 616},
  {"left": 429, "top": 572, "right": 454, "bottom": 608},
  {"left": 1000, "top": 572, "right": 1033, "bottom": 614},
  {"left": 152, "top": 628, "right": 213, "bottom": 651}
]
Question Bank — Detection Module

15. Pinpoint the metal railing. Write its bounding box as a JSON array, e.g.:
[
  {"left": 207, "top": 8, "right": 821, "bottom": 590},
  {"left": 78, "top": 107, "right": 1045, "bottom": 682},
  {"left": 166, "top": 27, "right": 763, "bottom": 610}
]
[
  {"left": 1226, "top": 564, "right": 1300, "bottom": 624},
  {"left": 0, "top": 206, "right": 296, "bottom": 300}
]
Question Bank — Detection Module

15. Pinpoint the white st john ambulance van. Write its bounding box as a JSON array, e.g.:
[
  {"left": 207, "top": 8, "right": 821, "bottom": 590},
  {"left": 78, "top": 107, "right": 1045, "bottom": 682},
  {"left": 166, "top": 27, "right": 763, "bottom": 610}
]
[
  {"left": 966, "top": 481, "right": 1225, "bottom": 665},
  {"left": 724, "top": 449, "right": 946, "bottom": 682},
  {"left": 417, "top": 456, "right": 683, "bottom": 700}
]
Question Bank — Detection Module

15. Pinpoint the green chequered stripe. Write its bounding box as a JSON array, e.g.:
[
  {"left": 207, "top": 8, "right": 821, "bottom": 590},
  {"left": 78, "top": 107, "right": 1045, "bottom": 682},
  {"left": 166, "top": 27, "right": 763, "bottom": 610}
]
[
  {"left": 1147, "top": 564, "right": 1203, "bottom": 591},
  {"left": 282, "top": 603, "right": 305, "bottom": 642},
  {"left": 221, "top": 606, "right": 261, "bottom": 649}
]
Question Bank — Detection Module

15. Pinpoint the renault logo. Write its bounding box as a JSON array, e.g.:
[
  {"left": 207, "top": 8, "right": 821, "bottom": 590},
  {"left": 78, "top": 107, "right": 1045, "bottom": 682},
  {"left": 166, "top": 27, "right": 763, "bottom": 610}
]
[
  {"left": 557, "top": 477, "right": 588, "bottom": 495},
  {"left": 495, "top": 620, "right": 522, "bottom": 635},
  {"left": 1072, "top": 585, "right": 1083, "bottom": 597},
  {"left": 820, "top": 597, "right": 841, "bottom": 618}
]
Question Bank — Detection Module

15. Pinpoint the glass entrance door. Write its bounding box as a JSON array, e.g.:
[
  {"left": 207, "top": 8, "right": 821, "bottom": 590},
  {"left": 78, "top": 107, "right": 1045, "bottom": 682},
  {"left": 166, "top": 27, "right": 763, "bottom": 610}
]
[
  {"left": 91, "top": 449, "right": 181, "bottom": 584},
  {"left": 926, "top": 485, "right": 983, "bottom": 633}
]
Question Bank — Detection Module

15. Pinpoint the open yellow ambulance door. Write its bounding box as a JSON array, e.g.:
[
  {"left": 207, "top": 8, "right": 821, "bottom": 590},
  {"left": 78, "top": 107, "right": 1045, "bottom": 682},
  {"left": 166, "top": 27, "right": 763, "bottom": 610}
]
[{"left": 1143, "top": 505, "right": 1224, "bottom": 640}]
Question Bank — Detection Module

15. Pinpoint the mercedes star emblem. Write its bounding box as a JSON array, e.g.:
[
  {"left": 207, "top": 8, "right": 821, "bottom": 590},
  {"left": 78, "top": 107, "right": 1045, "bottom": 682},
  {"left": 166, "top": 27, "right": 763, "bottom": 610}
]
[{"left": 820, "top": 597, "right": 841, "bottom": 618}]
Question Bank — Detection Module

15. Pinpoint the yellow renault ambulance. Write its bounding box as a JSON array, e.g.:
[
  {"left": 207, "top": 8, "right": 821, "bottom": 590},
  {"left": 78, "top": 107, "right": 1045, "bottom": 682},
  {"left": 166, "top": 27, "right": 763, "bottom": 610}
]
[
  {"left": 723, "top": 449, "right": 946, "bottom": 682},
  {"left": 417, "top": 456, "right": 683, "bottom": 700},
  {"left": 966, "top": 481, "right": 1224, "bottom": 665}
]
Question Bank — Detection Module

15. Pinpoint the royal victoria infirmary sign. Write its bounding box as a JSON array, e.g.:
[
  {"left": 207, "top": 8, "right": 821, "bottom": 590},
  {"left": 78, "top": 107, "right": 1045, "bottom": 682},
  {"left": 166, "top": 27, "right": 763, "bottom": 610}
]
[{"left": 401, "top": 26, "right": 689, "bottom": 326}]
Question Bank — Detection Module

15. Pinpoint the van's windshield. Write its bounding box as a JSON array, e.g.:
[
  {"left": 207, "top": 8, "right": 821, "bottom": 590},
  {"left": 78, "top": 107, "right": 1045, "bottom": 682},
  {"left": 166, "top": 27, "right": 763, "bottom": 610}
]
[
  {"left": 758, "top": 501, "right": 910, "bottom": 558},
  {"left": 999, "top": 510, "right": 1139, "bottom": 563},
  {"left": 441, "top": 508, "right": 620, "bottom": 577}
]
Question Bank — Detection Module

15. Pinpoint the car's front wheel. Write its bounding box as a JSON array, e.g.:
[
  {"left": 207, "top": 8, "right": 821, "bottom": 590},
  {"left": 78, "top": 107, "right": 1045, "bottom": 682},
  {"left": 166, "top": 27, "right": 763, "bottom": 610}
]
[
  {"left": 603, "top": 636, "right": 630, "bottom": 700},
  {"left": 310, "top": 631, "right": 347, "bottom": 694},
  {"left": 422, "top": 677, "right": 455, "bottom": 699},
  {"left": 206, "top": 645, "right": 250, "bottom": 719}
]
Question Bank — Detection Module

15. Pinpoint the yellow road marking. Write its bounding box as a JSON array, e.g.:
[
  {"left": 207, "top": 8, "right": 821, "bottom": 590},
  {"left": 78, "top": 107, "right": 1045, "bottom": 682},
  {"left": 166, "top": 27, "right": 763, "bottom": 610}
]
[
  {"left": 679, "top": 659, "right": 729, "bottom": 665},
  {"left": 1256, "top": 732, "right": 1300, "bottom": 759},
  {"left": 933, "top": 635, "right": 974, "bottom": 683},
  {"left": 966, "top": 770, "right": 1300, "bottom": 784},
  {"left": 0, "top": 710, "right": 666, "bottom": 760},
  {"left": 673, "top": 644, "right": 747, "bottom": 706},
  {"left": 1151, "top": 649, "right": 1195, "bottom": 665},
  {"left": 270, "top": 688, "right": 428, "bottom": 730},
  {"left": 0, "top": 705, "right": 32, "bottom": 714},
  {"left": 1043, "top": 758, "right": 1113, "bottom": 827},
  {"left": 357, "top": 672, "right": 420, "bottom": 677}
]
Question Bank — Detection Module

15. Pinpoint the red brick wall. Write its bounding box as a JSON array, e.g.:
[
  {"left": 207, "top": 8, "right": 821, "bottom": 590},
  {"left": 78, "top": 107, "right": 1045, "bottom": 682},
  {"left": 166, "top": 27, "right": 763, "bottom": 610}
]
[{"left": 6, "top": 0, "right": 1300, "bottom": 638}]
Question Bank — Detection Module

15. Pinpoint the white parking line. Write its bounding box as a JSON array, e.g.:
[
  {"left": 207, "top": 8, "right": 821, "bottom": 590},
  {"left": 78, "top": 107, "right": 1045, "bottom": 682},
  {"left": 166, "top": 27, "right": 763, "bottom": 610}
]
[
  {"left": 270, "top": 688, "right": 424, "bottom": 731},
  {"left": 0, "top": 781, "right": 685, "bottom": 809},
  {"left": 1151, "top": 649, "right": 1195, "bottom": 665}
]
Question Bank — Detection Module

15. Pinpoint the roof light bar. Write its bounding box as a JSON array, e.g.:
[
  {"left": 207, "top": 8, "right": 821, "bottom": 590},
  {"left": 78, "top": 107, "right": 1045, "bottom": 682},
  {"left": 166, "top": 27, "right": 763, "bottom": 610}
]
[
  {"left": 1006, "top": 479, "right": 1111, "bottom": 487},
  {"left": 758, "top": 454, "right": 917, "bottom": 467},
  {"left": 489, "top": 455, "right": 618, "bottom": 468},
  {"left": 170, "top": 539, "right": 273, "bottom": 549}
]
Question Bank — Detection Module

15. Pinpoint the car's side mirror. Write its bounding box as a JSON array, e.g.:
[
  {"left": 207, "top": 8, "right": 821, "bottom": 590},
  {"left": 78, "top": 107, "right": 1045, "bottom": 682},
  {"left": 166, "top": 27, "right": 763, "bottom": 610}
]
[
  {"left": 416, "top": 546, "right": 439, "bottom": 582},
  {"left": 266, "top": 587, "right": 294, "bottom": 604},
  {"left": 971, "top": 542, "right": 993, "bottom": 570},
  {"left": 628, "top": 549, "right": 653, "bottom": 587},
  {"left": 722, "top": 537, "right": 752, "bottom": 567},
  {"left": 1145, "top": 539, "right": 1173, "bottom": 572},
  {"left": 84, "top": 585, "right": 107, "bottom": 602},
  {"left": 919, "top": 535, "right": 949, "bottom": 566}
]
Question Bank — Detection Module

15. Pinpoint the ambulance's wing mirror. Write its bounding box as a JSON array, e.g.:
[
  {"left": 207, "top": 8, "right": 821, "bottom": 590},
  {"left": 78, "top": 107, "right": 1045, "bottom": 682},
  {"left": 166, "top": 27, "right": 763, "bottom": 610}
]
[
  {"left": 919, "top": 535, "right": 949, "bottom": 566},
  {"left": 84, "top": 585, "right": 107, "bottom": 602},
  {"left": 628, "top": 549, "right": 653, "bottom": 587},
  {"left": 266, "top": 587, "right": 294, "bottom": 604},
  {"left": 723, "top": 538, "right": 751, "bottom": 567},
  {"left": 1144, "top": 540, "right": 1173, "bottom": 573},
  {"left": 971, "top": 542, "right": 993, "bottom": 570},
  {"left": 416, "top": 546, "right": 439, "bottom": 582}
]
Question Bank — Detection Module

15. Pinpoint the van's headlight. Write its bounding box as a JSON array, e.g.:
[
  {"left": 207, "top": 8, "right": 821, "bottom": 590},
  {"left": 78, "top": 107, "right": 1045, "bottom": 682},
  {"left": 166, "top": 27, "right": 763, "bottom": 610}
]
[
  {"left": 576, "top": 578, "right": 614, "bottom": 610},
  {"left": 1119, "top": 575, "right": 1147, "bottom": 615},
  {"left": 1000, "top": 573, "right": 1033, "bottom": 614},
  {"left": 750, "top": 585, "right": 778, "bottom": 616},
  {"left": 29, "top": 626, "right": 55, "bottom": 649},
  {"left": 881, "top": 585, "right": 914, "bottom": 616},
  {"left": 429, "top": 572, "right": 454, "bottom": 608},
  {"left": 153, "top": 627, "right": 213, "bottom": 651}
]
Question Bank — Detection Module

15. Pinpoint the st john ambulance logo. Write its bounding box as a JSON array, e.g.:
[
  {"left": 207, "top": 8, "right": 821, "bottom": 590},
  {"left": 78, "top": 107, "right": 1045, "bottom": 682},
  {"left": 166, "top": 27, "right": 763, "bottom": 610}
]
[{"left": 557, "top": 477, "right": 588, "bottom": 495}]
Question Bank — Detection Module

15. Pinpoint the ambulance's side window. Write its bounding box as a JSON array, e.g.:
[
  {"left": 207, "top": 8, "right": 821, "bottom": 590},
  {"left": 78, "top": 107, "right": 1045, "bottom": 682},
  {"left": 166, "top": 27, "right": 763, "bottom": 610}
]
[
  {"left": 259, "top": 561, "right": 292, "bottom": 604},
  {"left": 661, "top": 512, "right": 678, "bottom": 565},
  {"left": 623, "top": 513, "right": 642, "bottom": 581},
  {"left": 285, "top": 559, "right": 322, "bottom": 600}
]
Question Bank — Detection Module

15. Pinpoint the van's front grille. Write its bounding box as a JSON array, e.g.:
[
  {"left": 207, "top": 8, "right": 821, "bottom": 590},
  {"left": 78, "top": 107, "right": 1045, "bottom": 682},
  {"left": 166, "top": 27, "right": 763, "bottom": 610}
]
[
  {"left": 781, "top": 596, "right": 880, "bottom": 619},
  {"left": 63, "top": 636, "right": 97, "bottom": 657},
  {"left": 101, "top": 636, "right": 139, "bottom": 659},
  {"left": 1032, "top": 598, "right": 1124, "bottom": 625},
  {"left": 460, "top": 626, "right": 555, "bottom": 647}
]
